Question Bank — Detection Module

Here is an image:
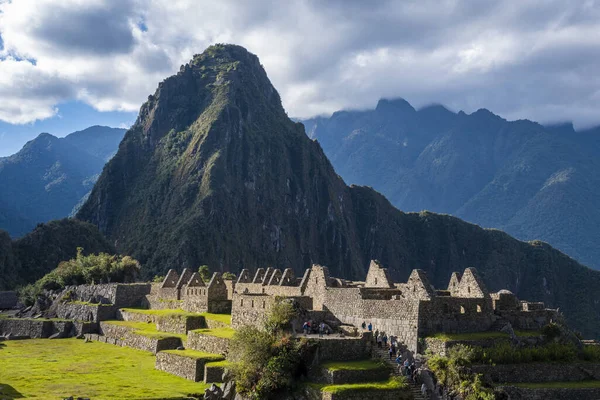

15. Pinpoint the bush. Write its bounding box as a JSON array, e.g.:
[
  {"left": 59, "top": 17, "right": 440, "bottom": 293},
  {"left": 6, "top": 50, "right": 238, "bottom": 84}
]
[
  {"left": 153, "top": 275, "right": 165, "bottom": 283},
  {"left": 227, "top": 310, "right": 315, "bottom": 399},
  {"left": 198, "top": 265, "right": 211, "bottom": 282},
  {"left": 222, "top": 272, "right": 236, "bottom": 280},
  {"left": 18, "top": 248, "right": 141, "bottom": 306},
  {"left": 265, "top": 299, "right": 298, "bottom": 333}
]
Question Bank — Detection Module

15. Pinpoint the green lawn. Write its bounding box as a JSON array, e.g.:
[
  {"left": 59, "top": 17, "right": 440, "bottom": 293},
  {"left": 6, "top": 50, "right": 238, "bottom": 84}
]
[
  {"left": 512, "top": 381, "right": 600, "bottom": 389},
  {"left": 161, "top": 349, "right": 224, "bottom": 361},
  {"left": 321, "top": 360, "right": 387, "bottom": 371},
  {"left": 313, "top": 377, "right": 408, "bottom": 393},
  {"left": 427, "top": 330, "right": 540, "bottom": 341},
  {"left": 120, "top": 308, "right": 232, "bottom": 325},
  {"left": 191, "top": 327, "right": 235, "bottom": 339},
  {"left": 0, "top": 339, "right": 210, "bottom": 399},
  {"left": 103, "top": 320, "right": 186, "bottom": 341}
]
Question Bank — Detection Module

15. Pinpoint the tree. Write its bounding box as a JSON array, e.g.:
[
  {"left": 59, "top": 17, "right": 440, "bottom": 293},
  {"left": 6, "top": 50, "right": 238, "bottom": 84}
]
[
  {"left": 222, "top": 272, "right": 237, "bottom": 280},
  {"left": 198, "top": 265, "right": 211, "bottom": 282}
]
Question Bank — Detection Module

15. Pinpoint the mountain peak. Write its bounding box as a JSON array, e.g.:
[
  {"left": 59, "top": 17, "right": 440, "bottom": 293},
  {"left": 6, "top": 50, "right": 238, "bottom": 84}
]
[{"left": 375, "top": 98, "right": 416, "bottom": 114}]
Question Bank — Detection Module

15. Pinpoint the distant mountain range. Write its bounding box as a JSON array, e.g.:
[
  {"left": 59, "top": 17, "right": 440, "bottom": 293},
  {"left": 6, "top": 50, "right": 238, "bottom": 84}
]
[
  {"left": 0, "top": 126, "right": 126, "bottom": 237},
  {"left": 76, "top": 45, "right": 600, "bottom": 338},
  {"left": 302, "top": 99, "right": 600, "bottom": 270}
]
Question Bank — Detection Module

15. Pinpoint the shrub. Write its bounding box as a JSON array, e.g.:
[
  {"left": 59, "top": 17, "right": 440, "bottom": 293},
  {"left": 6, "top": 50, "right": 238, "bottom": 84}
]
[
  {"left": 222, "top": 272, "right": 236, "bottom": 280},
  {"left": 153, "top": 275, "right": 165, "bottom": 283},
  {"left": 265, "top": 299, "right": 298, "bottom": 334},
  {"left": 18, "top": 248, "right": 141, "bottom": 306},
  {"left": 198, "top": 265, "right": 211, "bottom": 282}
]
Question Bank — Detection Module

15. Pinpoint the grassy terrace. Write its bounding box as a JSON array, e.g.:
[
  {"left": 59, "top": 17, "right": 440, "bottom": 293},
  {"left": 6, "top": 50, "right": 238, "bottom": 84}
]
[
  {"left": 0, "top": 338, "right": 210, "bottom": 399},
  {"left": 322, "top": 360, "right": 387, "bottom": 371},
  {"left": 427, "top": 330, "right": 541, "bottom": 341},
  {"left": 120, "top": 308, "right": 232, "bottom": 324},
  {"left": 161, "top": 349, "right": 224, "bottom": 361},
  {"left": 511, "top": 381, "right": 600, "bottom": 389},
  {"left": 191, "top": 327, "right": 236, "bottom": 339},
  {"left": 205, "top": 360, "right": 231, "bottom": 368},
  {"left": 311, "top": 377, "right": 408, "bottom": 393},
  {"left": 103, "top": 320, "right": 186, "bottom": 341}
]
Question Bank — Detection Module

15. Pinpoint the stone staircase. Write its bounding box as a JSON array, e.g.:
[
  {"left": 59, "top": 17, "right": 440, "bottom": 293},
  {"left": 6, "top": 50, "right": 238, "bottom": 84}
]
[{"left": 373, "top": 346, "right": 428, "bottom": 400}]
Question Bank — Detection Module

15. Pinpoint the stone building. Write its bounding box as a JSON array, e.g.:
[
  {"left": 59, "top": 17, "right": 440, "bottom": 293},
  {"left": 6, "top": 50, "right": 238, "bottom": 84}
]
[{"left": 230, "top": 261, "right": 558, "bottom": 352}]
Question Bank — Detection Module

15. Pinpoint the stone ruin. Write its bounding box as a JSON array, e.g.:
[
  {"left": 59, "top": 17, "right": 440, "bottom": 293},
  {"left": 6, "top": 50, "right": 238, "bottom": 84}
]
[{"left": 230, "top": 261, "right": 559, "bottom": 353}]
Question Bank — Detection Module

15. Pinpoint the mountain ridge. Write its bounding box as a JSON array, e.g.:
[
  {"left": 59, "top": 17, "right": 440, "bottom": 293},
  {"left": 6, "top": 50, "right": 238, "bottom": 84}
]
[
  {"left": 303, "top": 98, "right": 600, "bottom": 270},
  {"left": 0, "top": 126, "right": 126, "bottom": 237}
]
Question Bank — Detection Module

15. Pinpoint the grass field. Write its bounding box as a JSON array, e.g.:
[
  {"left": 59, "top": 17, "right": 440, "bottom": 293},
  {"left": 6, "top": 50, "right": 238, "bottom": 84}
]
[
  {"left": 103, "top": 320, "right": 187, "bottom": 341},
  {"left": 191, "top": 327, "right": 236, "bottom": 339},
  {"left": 311, "top": 376, "right": 408, "bottom": 393},
  {"left": 321, "top": 359, "right": 387, "bottom": 371},
  {"left": 0, "top": 339, "right": 210, "bottom": 399}
]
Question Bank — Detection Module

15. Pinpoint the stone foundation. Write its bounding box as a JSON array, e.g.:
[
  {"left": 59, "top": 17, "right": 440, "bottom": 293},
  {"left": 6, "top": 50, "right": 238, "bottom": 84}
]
[
  {"left": 204, "top": 363, "right": 227, "bottom": 383},
  {"left": 0, "top": 318, "right": 74, "bottom": 338},
  {"left": 472, "top": 363, "right": 600, "bottom": 383},
  {"left": 98, "top": 322, "right": 182, "bottom": 353},
  {"left": 187, "top": 331, "right": 230, "bottom": 355},
  {"left": 318, "top": 367, "right": 389, "bottom": 384},
  {"left": 56, "top": 302, "right": 116, "bottom": 322},
  {"left": 312, "top": 335, "right": 373, "bottom": 363},
  {"left": 155, "top": 351, "right": 205, "bottom": 381},
  {"left": 499, "top": 385, "right": 600, "bottom": 400}
]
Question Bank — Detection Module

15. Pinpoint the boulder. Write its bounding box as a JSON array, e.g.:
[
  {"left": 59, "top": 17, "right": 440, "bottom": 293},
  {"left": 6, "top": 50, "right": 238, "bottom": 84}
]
[{"left": 222, "top": 381, "right": 236, "bottom": 400}]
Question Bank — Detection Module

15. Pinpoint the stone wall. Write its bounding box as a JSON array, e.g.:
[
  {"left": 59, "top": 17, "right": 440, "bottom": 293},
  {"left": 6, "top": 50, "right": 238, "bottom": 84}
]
[
  {"left": 312, "top": 335, "right": 372, "bottom": 363},
  {"left": 56, "top": 302, "right": 116, "bottom": 322},
  {"left": 499, "top": 309, "right": 558, "bottom": 330},
  {"left": 472, "top": 363, "right": 600, "bottom": 383},
  {"left": 231, "top": 293, "right": 275, "bottom": 329},
  {"left": 310, "top": 388, "right": 411, "bottom": 400},
  {"left": 156, "top": 315, "right": 205, "bottom": 335},
  {"left": 114, "top": 284, "right": 152, "bottom": 308},
  {"left": 187, "top": 331, "right": 230, "bottom": 355},
  {"left": 66, "top": 284, "right": 118, "bottom": 304},
  {"left": 155, "top": 351, "right": 204, "bottom": 381},
  {"left": 322, "top": 288, "right": 421, "bottom": 352},
  {"left": 204, "top": 364, "right": 227, "bottom": 383},
  {"left": 498, "top": 386, "right": 600, "bottom": 400},
  {"left": 418, "top": 297, "right": 494, "bottom": 336},
  {"left": 0, "top": 291, "right": 18, "bottom": 309},
  {"left": 98, "top": 322, "right": 182, "bottom": 353},
  {"left": 0, "top": 318, "right": 74, "bottom": 338},
  {"left": 317, "top": 367, "right": 388, "bottom": 384}
]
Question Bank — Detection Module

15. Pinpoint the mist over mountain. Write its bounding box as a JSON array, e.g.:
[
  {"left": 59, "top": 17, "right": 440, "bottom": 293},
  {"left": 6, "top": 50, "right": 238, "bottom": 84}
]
[
  {"left": 303, "top": 99, "right": 600, "bottom": 270},
  {"left": 0, "top": 126, "right": 125, "bottom": 237},
  {"left": 78, "top": 44, "right": 600, "bottom": 338}
]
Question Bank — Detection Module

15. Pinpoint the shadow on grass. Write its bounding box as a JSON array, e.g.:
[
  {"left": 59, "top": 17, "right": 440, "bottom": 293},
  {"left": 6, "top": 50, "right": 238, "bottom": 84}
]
[{"left": 0, "top": 383, "right": 24, "bottom": 399}]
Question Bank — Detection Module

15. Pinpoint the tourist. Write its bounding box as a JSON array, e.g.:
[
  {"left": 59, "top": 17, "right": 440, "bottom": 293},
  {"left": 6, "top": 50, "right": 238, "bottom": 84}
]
[
  {"left": 376, "top": 333, "right": 382, "bottom": 348},
  {"left": 361, "top": 321, "right": 366, "bottom": 330},
  {"left": 390, "top": 343, "right": 396, "bottom": 356},
  {"left": 302, "top": 321, "right": 309, "bottom": 335},
  {"left": 318, "top": 322, "right": 325, "bottom": 337},
  {"left": 382, "top": 333, "right": 388, "bottom": 346},
  {"left": 403, "top": 359, "right": 410, "bottom": 376},
  {"left": 388, "top": 345, "right": 394, "bottom": 360},
  {"left": 421, "top": 383, "right": 427, "bottom": 397},
  {"left": 367, "top": 322, "right": 372, "bottom": 332}
]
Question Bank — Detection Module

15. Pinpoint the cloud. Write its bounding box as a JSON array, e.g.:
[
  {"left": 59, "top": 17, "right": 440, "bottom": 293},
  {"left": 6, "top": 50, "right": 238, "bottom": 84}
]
[{"left": 0, "top": 0, "right": 599, "bottom": 127}]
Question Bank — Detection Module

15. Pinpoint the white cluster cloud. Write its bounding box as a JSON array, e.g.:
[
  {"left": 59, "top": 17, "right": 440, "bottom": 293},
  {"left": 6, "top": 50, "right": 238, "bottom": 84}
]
[{"left": 0, "top": 0, "right": 599, "bottom": 127}]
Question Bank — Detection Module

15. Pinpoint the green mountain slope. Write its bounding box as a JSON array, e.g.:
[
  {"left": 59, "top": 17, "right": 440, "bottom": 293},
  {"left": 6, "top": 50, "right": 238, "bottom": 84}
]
[
  {"left": 78, "top": 44, "right": 600, "bottom": 338},
  {"left": 0, "top": 126, "right": 125, "bottom": 237},
  {"left": 304, "top": 101, "right": 600, "bottom": 270},
  {"left": 0, "top": 219, "right": 115, "bottom": 290}
]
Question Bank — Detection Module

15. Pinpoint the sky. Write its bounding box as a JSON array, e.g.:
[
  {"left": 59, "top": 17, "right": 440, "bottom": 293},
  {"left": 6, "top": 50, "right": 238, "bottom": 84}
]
[{"left": 0, "top": 0, "right": 599, "bottom": 156}]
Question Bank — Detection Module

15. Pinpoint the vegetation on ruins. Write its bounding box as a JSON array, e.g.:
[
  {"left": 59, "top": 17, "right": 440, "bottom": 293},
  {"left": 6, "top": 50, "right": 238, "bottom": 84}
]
[
  {"left": 198, "top": 265, "right": 211, "bottom": 282},
  {"left": 227, "top": 301, "right": 314, "bottom": 399},
  {"left": 222, "top": 272, "right": 236, "bottom": 280},
  {"left": 427, "top": 345, "right": 495, "bottom": 400},
  {"left": 19, "top": 248, "right": 140, "bottom": 306}
]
